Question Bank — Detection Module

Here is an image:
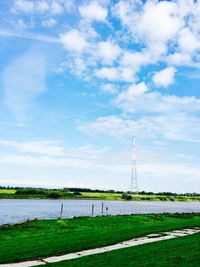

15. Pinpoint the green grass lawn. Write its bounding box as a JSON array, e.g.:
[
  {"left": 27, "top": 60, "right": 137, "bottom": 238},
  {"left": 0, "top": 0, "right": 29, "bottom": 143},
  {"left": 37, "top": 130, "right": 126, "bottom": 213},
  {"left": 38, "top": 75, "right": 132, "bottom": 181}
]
[
  {"left": 0, "top": 213, "right": 200, "bottom": 264},
  {"left": 44, "top": 233, "right": 200, "bottom": 267}
]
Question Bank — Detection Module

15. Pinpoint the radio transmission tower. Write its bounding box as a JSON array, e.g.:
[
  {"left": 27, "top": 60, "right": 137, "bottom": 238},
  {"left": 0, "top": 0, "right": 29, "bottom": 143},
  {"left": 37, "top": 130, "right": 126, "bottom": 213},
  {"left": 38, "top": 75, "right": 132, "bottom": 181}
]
[{"left": 130, "top": 137, "right": 138, "bottom": 193}]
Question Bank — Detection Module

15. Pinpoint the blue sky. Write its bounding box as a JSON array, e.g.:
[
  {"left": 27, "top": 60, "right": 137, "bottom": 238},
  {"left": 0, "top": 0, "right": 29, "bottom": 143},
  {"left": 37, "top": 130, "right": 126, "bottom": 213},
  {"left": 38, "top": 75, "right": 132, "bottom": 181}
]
[{"left": 0, "top": 0, "right": 200, "bottom": 192}]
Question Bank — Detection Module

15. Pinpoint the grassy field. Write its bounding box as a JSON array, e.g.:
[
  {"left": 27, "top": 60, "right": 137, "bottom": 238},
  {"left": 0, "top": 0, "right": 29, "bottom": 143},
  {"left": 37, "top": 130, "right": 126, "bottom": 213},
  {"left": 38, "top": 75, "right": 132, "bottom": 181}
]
[
  {"left": 81, "top": 192, "right": 200, "bottom": 201},
  {"left": 44, "top": 233, "right": 200, "bottom": 267},
  {"left": 0, "top": 213, "right": 200, "bottom": 264},
  {"left": 0, "top": 189, "right": 16, "bottom": 194},
  {"left": 0, "top": 188, "right": 200, "bottom": 201}
]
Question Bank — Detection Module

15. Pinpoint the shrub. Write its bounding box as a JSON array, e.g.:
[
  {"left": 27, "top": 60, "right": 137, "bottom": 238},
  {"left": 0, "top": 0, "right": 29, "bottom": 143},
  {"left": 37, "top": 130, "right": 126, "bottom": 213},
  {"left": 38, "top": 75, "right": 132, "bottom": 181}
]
[
  {"left": 121, "top": 193, "right": 132, "bottom": 200},
  {"left": 48, "top": 192, "right": 61, "bottom": 199},
  {"left": 74, "top": 191, "right": 82, "bottom": 196}
]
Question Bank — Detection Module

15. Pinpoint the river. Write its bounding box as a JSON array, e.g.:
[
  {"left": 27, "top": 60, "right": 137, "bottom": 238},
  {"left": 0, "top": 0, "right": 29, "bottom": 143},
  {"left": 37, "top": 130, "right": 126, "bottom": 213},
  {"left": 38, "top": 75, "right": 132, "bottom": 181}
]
[{"left": 0, "top": 199, "right": 200, "bottom": 225}]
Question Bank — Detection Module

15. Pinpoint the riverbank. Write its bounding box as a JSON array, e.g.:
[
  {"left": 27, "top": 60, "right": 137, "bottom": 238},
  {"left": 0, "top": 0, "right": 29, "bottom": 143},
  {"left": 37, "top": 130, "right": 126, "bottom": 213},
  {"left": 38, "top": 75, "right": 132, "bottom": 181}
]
[
  {"left": 43, "top": 232, "right": 200, "bottom": 267},
  {"left": 0, "top": 189, "right": 200, "bottom": 201},
  {"left": 2, "top": 228, "right": 200, "bottom": 267},
  {"left": 0, "top": 213, "right": 200, "bottom": 264}
]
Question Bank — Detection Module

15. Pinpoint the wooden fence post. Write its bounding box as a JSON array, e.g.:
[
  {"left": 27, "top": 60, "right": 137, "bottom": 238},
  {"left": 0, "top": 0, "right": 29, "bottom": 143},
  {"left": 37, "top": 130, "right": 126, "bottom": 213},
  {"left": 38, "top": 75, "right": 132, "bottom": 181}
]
[
  {"left": 60, "top": 203, "right": 63, "bottom": 218},
  {"left": 92, "top": 204, "right": 94, "bottom": 217},
  {"left": 101, "top": 202, "right": 104, "bottom": 215}
]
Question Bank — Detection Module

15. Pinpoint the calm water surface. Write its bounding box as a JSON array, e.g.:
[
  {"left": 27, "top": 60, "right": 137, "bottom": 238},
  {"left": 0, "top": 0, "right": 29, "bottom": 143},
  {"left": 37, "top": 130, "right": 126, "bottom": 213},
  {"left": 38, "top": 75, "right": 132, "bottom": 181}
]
[{"left": 0, "top": 199, "right": 200, "bottom": 225}]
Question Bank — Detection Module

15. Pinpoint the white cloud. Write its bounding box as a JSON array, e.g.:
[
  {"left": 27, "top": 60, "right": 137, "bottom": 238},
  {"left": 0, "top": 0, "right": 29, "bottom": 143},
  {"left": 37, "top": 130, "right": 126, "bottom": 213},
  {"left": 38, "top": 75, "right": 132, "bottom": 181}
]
[
  {"left": 16, "top": 19, "right": 27, "bottom": 31},
  {"left": 152, "top": 67, "right": 176, "bottom": 88},
  {"left": 178, "top": 27, "right": 200, "bottom": 53},
  {"left": 0, "top": 139, "right": 107, "bottom": 159},
  {"left": 59, "top": 29, "right": 87, "bottom": 53},
  {"left": 101, "top": 84, "right": 117, "bottom": 94},
  {"left": 97, "top": 41, "right": 121, "bottom": 64},
  {"left": 12, "top": 0, "right": 34, "bottom": 13},
  {"left": 0, "top": 154, "right": 93, "bottom": 169},
  {"left": 50, "top": 2, "right": 63, "bottom": 15},
  {"left": 2, "top": 48, "right": 46, "bottom": 120},
  {"left": 42, "top": 18, "right": 57, "bottom": 28},
  {"left": 116, "top": 82, "right": 148, "bottom": 102},
  {"left": 95, "top": 67, "right": 119, "bottom": 81},
  {"left": 167, "top": 53, "right": 192, "bottom": 66},
  {"left": 0, "top": 29, "right": 60, "bottom": 43},
  {"left": 35, "top": 1, "right": 49, "bottom": 13},
  {"left": 79, "top": 2, "right": 107, "bottom": 22},
  {"left": 78, "top": 112, "right": 200, "bottom": 145},
  {"left": 78, "top": 115, "right": 157, "bottom": 138},
  {"left": 0, "top": 139, "right": 110, "bottom": 171},
  {"left": 0, "top": 140, "right": 64, "bottom": 156},
  {"left": 11, "top": 0, "right": 65, "bottom": 15},
  {"left": 115, "top": 90, "right": 200, "bottom": 114},
  {"left": 54, "top": 0, "right": 200, "bottom": 86},
  {"left": 121, "top": 51, "right": 151, "bottom": 72},
  {"left": 113, "top": 0, "right": 183, "bottom": 50},
  {"left": 95, "top": 67, "right": 135, "bottom": 82},
  {"left": 135, "top": 1, "right": 183, "bottom": 44},
  {"left": 63, "top": 0, "right": 75, "bottom": 13}
]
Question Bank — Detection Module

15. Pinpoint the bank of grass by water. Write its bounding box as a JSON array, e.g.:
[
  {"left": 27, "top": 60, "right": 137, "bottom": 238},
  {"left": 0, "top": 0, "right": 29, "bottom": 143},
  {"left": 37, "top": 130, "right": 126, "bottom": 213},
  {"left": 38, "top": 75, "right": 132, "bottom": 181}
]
[
  {"left": 0, "top": 189, "right": 200, "bottom": 201},
  {"left": 44, "top": 233, "right": 200, "bottom": 267},
  {"left": 0, "top": 213, "right": 200, "bottom": 264}
]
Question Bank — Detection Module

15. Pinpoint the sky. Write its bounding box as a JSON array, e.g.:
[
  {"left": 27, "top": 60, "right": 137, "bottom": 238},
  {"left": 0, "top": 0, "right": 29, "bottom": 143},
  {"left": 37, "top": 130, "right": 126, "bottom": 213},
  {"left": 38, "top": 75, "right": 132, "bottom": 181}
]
[{"left": 0, "top": 0, "right": 200, "bottom": 193}]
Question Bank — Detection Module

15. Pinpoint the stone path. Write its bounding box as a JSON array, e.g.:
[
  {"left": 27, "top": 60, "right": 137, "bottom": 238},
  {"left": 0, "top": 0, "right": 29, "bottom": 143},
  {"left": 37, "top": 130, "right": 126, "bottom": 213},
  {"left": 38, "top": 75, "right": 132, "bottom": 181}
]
[{"left": 1, "top": 228, "right": 200, "bottom": 267}]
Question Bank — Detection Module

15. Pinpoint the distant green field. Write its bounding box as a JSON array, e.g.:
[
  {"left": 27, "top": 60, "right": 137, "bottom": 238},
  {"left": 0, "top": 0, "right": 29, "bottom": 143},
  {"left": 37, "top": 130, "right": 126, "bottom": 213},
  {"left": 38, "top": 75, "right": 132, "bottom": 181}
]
[
  {"left": 0, "top": 213, "right": 200, "bottom": 264},
  {"left": 81, "top": 192, "right": 200, "bottom": 201},
  {"left": 0, "top": 189, "right": 16, "bottom": 194},
  {"left": 81, "top": 192, "right": 122, "bottom": 200},
  {"left": 0, "top": 188, "right": 200, "bottom": 201},
  {"left": 44, "top": 233, "right": 200, "bottom": 267}
]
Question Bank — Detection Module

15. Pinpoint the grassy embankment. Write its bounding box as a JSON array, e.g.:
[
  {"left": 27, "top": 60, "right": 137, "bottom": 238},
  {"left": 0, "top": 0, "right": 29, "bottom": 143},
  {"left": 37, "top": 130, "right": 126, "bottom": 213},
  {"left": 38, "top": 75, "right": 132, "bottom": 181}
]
[
  {"left": 44, "top": 233, "right": 200, "bottom": 267},
  {"left": 0, "top": 213, "right": 200, "bottom": 264},
  {"left": 0, "top": 189, "right": 200, "bottom": 201}
]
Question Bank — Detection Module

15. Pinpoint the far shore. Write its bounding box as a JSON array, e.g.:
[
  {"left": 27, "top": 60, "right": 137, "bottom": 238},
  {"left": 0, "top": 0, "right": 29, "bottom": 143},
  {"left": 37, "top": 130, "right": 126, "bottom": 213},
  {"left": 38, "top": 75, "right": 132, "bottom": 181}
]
[
  {"left": 1, "top": 195, "right": 200, "bottom": 202},
  {"left": 0, "top": 188, "right": 200, "bottom": 202}
]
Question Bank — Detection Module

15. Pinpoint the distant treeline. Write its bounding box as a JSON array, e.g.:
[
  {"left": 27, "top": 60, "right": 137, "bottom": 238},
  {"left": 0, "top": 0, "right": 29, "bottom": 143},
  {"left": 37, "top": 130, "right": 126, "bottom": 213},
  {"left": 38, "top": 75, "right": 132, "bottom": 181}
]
[{"left": 0, "top": 186, "right": 199, "bottom": 197}]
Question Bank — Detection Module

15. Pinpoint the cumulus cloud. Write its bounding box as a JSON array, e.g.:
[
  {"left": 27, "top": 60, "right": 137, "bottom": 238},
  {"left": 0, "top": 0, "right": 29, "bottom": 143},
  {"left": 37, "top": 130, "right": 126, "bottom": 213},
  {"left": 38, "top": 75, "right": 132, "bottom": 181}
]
[
  {"left": 11, "top": 0, "right": 34, "bottom": 13},
  {"left": 178, "top": 27, "right": 200, "bottom": 53},
  {"left": 79, "top": 2, "right": 107, "bottom": 22},
  {"left": 11, "top": 0, "right": 65, "bottom": 15},
  {"left": 167, "top": 53, "right": 192, "bottom": 66},
  {"left": 49, "top": 0, "right": 200, "bottom": 87},
  {"left": 2, "top": 48, "right": 46, "bottom": 120},
  {"left": 152, "top": 67, "right": 176, "bottom": 88},
  {"left": 113, "top": 0, "right": 183, "bottom": 53},
  {"left": 97, "top": 41, "right": 121, "bottom": 64},
  {"left": 116, "top": 82, "right": 148, "bottom": 103},
  {"left": 121, "top": 51, "right": 151, "bottom": 72},
  {"left": 95, "top": 67, "right": 135, "bottom": 82},
  {"left": 114, "top": 90, "right": 200, "bottom": 114},
  {"left": 59, "top": 29, "right": 87, "bottom": 53},
  {"left": 95, "top": 67, "right": 119, "bottom": 81}
]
